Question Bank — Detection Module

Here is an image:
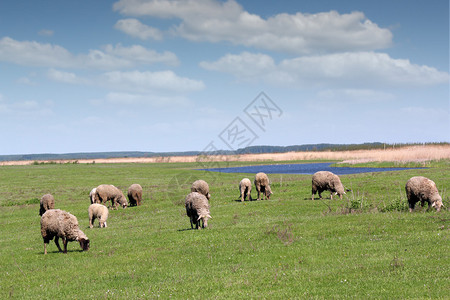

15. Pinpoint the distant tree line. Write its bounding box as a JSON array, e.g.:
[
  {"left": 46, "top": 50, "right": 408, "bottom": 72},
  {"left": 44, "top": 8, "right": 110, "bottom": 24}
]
[{"left": 0, "top": 142, "right": 448, "bottom": 162}]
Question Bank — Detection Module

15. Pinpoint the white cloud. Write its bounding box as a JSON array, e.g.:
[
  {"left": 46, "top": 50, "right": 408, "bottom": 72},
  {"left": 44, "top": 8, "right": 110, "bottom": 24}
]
[
  {"left": 115, "top": 18, "right": 163, "bottom": 40},
  {"left": 100, "top": 70, "right": 205, "bottom": 92},
  {"left": 201, "top": 51, "right": 449, "bottom": 88},
  {"left": 105, "top": 92, "right": 191, "bottom": 107},
  {"left": 47, "top": 69, "right": 87, "bottom": 84},
  {"left": 317, "top": 89, "right": 396, "bottom": 103},
  {"left": 103, "top": 43, "right": 178, "bottom": 66},
  {"left": 0, "top": 37, "right": 178, "bottom": 69},
  {"left": 0, "top": 97, "right": 53, "bottom": 117},
  {"left": 113, "top": 0, "right": 392, "bottom": 54},
  {"left": 16, "top": 77, "right": 37, "bottom": 86},
  {"left": 38, "top": 29, "right": 54, "bottom": 37}
]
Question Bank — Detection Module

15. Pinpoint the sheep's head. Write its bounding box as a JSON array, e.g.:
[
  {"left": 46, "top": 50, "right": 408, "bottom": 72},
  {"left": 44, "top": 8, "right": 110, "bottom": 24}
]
[
  {"left": 119, "top": 195, "right": 128, "bottom": 208},
  {"left": 198, "top": 213, "right": 212, "bottom": 228},
  {"left": 78, "top": 238, "right": 90, "bottom": 251},
  {"left": 265, "top": 186, "right": 273, "bottom": 199},
  {"left": 431, "top": 196, "right": 443, "bottom": 212}
]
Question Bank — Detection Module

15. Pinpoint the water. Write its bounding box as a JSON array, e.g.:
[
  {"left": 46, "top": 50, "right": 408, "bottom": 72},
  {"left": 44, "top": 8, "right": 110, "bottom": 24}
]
[{"left": 200, "top": 162, "right": 423, "bottom": 175}]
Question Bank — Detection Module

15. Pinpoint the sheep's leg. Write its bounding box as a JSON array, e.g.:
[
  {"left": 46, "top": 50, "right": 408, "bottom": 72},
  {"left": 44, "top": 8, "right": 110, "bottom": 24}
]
[
  {"left": 62, "top": 238, "right": 68, "bottom": 253},
  {"left": 54, "top": 237, "right": 63, "bottom": 252},
  {"left": 43, "top": 238, "right": 50, "bottom": 255}
]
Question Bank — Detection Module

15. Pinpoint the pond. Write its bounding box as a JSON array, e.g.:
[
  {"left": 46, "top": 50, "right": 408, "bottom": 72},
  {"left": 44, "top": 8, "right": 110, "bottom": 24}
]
[{"left": 200, "top": 162, "right": 423, "bottom": 175}]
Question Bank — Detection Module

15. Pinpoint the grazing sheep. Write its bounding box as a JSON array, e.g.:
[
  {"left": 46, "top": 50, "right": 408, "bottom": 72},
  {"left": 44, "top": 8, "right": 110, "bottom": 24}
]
[
  {"left": 88, "top": 203, "right": 109, "bottom": 228},
  {"left": 312, "top": 171, "right": 348, "bottom": 200},
  {"left": 39, "top": 194, "right": 55, "bottom": 216},
  {"left": 185, "top": 192, "right": 212, "bottom": 229},
  {"left": 95, "top": 184, "right": 128, "bottom": 209},
  {"left": 239, "top": 178, "right": 252, "bottom": 201},
  {"left": 127, "top": 183, "right": 143, "bottom": 206},
  {"left": 191, "top": 180, "right": 211, "bottom": 200},
  {"left": 89, "top": 188, "right": 97, "bottom": 204},
  {"left": 254, "top": 172, "right": 272, "bottom": 200},
  {"left": 40, "top": 209, "right": 90, "bottom": 254},
  {"left": 405, "top": 176, "right": 443, "bottom": 212}
]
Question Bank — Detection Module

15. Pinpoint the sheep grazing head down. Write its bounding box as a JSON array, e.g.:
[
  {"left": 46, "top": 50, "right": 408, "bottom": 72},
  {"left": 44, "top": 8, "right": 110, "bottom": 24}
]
[
  {"left": 264, "top": 185, "right": 273, "bottom": 199},
  {"left": 198, "top": 212, "right": 212, "bottom": 228},
  {"left": 78, "top": 237, "right": 90, "bottom": 251},
  {"left": 431, "top": 195, "right": 443, "bottom": 212}
]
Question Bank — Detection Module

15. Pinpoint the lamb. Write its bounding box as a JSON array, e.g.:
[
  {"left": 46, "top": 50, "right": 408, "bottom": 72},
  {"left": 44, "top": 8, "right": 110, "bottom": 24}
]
[
  {"left": 405, "top": 176, "right": 443, "bottom": 212},
  {"left": 239, "top": 178, "right": 252, "bottom": 201},
  {"left": 185, "top": 192, "right": 212, "bottom": 229},
  {"left": 39, "top": 193, "right": 55, "bottom": 216},
  {"left": 40, "top": 209, "right": 90, "bottom": 254},
  {"left": 95, "top": 184, "right": 128, "bottom": 209},
  {"left": 88, "top": 203, "right": 109, "bottom": 228},
  {"left": 254, "top": 172, "right": 272, "bottom": 200},
  {"left": 312, "top": 171, "right": 348, "bottom": 200},
  {"left": 127, "top": 183, "right": 143, "bottom": 206},
  {"left": 89, "top": 187, "right": 97, "bottom": 204},
  {"left": 191, "top": 179, "right": 211, "bottom": 200}
]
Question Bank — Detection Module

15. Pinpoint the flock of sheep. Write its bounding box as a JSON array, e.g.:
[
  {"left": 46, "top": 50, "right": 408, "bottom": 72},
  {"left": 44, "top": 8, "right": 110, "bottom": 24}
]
[
  {"left": 38, "top": 169, "right": 443, "bottom": 254},
  {"left": 39, "top": 183, "right": 142, "bottom": 254}
]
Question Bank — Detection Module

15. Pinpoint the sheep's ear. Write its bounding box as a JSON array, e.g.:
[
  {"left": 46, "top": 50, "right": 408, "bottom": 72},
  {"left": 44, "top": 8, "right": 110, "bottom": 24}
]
[
  {"left": 207, "top": 214, "right": 212, "bottom": 219},
  {"left": 197, "top": 216, "right": 202, "bottom": 221}
]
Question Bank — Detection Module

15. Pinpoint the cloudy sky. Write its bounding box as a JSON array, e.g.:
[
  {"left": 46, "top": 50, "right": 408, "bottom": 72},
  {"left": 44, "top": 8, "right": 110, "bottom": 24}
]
[{"left": 0, "top": 0, "right": 448, "bottom": 155}]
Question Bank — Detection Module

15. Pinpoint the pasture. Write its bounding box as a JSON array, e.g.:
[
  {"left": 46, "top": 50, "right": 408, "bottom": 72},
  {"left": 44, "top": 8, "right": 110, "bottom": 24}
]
[{"left": 0, "top": 159, "right": 448, "bottom": 299}]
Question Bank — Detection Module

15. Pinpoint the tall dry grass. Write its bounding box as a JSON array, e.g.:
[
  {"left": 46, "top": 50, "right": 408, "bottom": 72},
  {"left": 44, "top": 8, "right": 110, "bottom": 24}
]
[{"left": 1, "top": 144, "right": 449, "bottom": 166}]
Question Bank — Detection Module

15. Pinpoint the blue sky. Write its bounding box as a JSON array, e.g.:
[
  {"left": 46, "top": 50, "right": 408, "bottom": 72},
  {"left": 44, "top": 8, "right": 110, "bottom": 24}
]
[{"left": 0, "top": 0, "right": 448, "bottom": 155}]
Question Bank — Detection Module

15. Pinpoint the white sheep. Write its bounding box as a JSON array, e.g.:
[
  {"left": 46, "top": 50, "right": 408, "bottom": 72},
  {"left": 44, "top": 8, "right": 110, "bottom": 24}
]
[
  {"left": 88, "top": 203, "right": 109, "bottom": 228},
  {"left": 239, "top": 178, "right": 252, "bottom": 201},
  {"left": 127, "top": 183, "right": 143, "bottom": 206},
  {"left": 95, "top": 184, "right": 128, "bottom": 209},
  {"left": 185, "top": 192, "right": 212, "bottom": 229},
  {"left": 191, "top": 179, "right": 211, "bottom": 200},
  {"left": 40, "top": 209, "right": 90, "bottom": 254},
  {"left": 254, "top": 172, "right": 272, "bottom": 200},
  {"left": 312, "top": 171, "right": 348, "bottom": 200},
  {"left": 89, "top": 187, "right": 97, "bottom": 204},
  {"left": 405, "top": 176, "right": 443, "bottom": 212},
  {"left": 39, "top": 193, "right": 55, "bottom": 216}
]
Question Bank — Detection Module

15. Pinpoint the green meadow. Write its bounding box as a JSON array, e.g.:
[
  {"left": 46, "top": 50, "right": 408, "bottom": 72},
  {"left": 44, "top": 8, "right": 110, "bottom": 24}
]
[{"left": 0, "top": 160, "right": 448, "bottom": 299}]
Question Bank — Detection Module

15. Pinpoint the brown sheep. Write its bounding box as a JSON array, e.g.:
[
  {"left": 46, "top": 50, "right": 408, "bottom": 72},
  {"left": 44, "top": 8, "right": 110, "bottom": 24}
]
[
  {"left": 254, "top": 172, "right": 272, "bottom": 200},
  {"left": 185, "top": 192, "right": 211, "bottom": 229},
  {"left": 312, "top": 171, "right": 348, "bottom": 200},
  {"left": 40, "top": 209, "right": 90, "bottom": 254},
  {"left": 405, "top": 176, "right": 443, "bottom": 212},
  {"left": 239, "top": 178, "right": 252, "bottom": 201},
  {"left": 39, "top": 193, "right": 55, "bottom": 216},
  {"left": 127, "top": 183, "right": 143, "bottom": 206},
  {"left": 191, "top": 179, "right": 211, "bottom": 200},
  {"left": 95, "top": 184, "right": 128, "bottom": 209}
]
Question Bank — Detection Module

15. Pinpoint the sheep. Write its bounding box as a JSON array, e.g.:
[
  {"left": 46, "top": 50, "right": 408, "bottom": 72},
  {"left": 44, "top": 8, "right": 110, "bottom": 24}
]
[
  {"left": 40, "top": 209, "right": 90, "bottom": 254},
  {"left": 88, "top": 203, "right": 109, "bottom": 228},
  {"left": 239, "top": 178, "right": 252, "bottom": 201},
  {"left": 405, "top": 176, "right": 443, "bottom": 212},
  {"left": 191, "top": 180, "right": 211, "bottom": 200},
  {"left": 39, "top": 193, "right": 55, "bottom": 216},
  {"left": 254, "top": 172, "right": 272, "bottom": 200},
  {"left": 89, "top": 187, "right": 97, "bottom": 204},
  {"left": 312, "top": 171, "right": 349, "bottom": 200},
  {"left": 185, "top": 192, "right": 212, "bottom": 229},
  {"left": 95, "top": 184, "right": 128, "bottom": 209},
  {"left": 127, "top": 183, "right": 143, "bottom": 206}
]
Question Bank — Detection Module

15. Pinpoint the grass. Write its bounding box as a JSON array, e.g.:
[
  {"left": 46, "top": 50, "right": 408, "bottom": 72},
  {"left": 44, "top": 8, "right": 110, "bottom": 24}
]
[{"left": 0, "top": 161, "right": 449, "bottom": 299}]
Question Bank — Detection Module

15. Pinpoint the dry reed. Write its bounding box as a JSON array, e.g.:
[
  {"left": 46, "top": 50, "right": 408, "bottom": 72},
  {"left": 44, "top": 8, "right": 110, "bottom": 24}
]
[{"left": 1, "top": 144, "right": 449, "bottom": 166}]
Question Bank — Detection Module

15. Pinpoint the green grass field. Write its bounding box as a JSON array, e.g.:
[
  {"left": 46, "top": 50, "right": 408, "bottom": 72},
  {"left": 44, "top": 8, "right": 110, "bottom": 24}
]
[{"left": 0, "top": 160, "right": 448, "bottom": 299}]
